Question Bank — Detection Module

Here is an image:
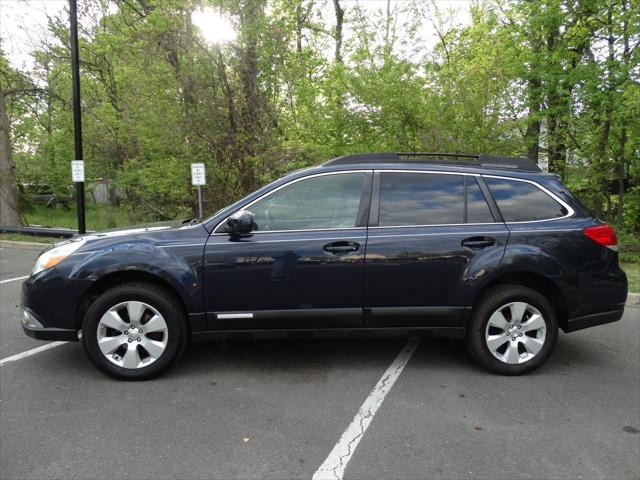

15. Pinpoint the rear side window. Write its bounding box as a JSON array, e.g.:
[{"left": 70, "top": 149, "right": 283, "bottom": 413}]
[
  {"left": 466, "top": 177, "right": 494, "bottom": 223},
  {"left": 485, "top": 177, "right": 568, "bottom": 222},
  {"left": 379, "top": 173, "right": 464, "bottom": 226}
]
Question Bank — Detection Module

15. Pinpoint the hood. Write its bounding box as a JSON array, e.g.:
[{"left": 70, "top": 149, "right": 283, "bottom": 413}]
[
  {"left": 81, "top": 219, "right": 199, "bottom": 243},
  {"left": 103, "top": 219, "right": 188, "bottom": 233}
]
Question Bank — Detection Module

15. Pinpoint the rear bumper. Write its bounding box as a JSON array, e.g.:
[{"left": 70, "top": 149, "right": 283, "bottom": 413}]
[
  {"left": 561, "top": 257, "right": 628, "bottom": 332},
  {"left": 563, "top": 306, "right": 625, "bottom": 333}
]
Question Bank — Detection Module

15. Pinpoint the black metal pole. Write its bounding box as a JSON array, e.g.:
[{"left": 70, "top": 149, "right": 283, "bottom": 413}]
[{"left": 69, "top": 0, "right": 85, "bottom": 234}]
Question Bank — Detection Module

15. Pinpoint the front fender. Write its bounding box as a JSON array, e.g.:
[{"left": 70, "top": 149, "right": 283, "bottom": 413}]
[{"left": 69, "top": 240, "right": 203, "bottom": 314}]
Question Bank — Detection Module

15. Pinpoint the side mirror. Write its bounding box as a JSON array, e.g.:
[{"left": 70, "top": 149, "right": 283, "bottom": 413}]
[{"left": 227, "top": 210, "right": 256, "bottom": 235}]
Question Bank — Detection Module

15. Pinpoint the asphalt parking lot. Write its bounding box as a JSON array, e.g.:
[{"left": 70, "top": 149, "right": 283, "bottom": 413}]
[{"left": 1, "top": 245, "right": 639, "bottom": 480}]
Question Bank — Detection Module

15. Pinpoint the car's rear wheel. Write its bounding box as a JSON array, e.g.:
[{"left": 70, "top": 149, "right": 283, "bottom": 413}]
[
  {"left": 82, "top": 282, "right": 187, "bottom": 380},
  {"left": 466, "top": 284, "right": 558, "bottom": 375}
]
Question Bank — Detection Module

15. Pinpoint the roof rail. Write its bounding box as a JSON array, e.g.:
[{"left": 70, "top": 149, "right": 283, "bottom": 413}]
[{"left": 323, "top": 152, "right": 541, "bottom": 172}]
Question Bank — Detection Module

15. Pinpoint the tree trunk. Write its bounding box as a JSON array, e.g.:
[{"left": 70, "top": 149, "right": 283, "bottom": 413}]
[
  {"left": 546, "top": 105, "right": 567, "bottom": 180},
  {"left": 181, "top": 8, "right": 196, "bottom": 115},
  {"left": 241, "top": 2, "right": 261, "bottom": 139},
  {"left": 333, "top": 0, "right": 344, "bottom": 64},
  {"left": 383, "top": 0, "right": 392, "bottom": 58},
  {"left": 524, "top": 90, "right": 540, "bottom": 162},
  {"left": 616, "top": 126, "right": 627, "bottom": 229},
  {"left": 0, "top": 93, "right": 22, "bottom": 226},
  {"left": 295, "top": 0, "right": 303, "bottom": 53},
  {"left": 238, "top": 0, "right": 267, "bottom": 192},
  {"left": 215, "top": 46, "right": 238, "bottom": 136},
  {"left": 543, "top": 22, "right": 567, "bottom": 180},
  {"left": 616, "top": 0, "right": 630, "bottom": 230},
  {"left": 592, "top": 6, "right": 616, "bottom": 220},
  {"left": 524, "top": 25, "right": 541, "bottom": 163}
]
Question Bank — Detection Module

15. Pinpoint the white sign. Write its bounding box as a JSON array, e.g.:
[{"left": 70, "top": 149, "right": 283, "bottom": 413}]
[
  {"left": 191, "top": 163, "right": 206, "bottom": 186},
  {"left": 71, "top": 160, "right": 85, "bottom": 182}
]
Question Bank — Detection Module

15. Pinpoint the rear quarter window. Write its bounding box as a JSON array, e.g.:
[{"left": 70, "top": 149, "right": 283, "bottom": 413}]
[
  {"left": 484, "top": 177, "right": 568, "bottom": 222},
  {"left": 467, "top": 177, "right": 495, "bottom": 223}
]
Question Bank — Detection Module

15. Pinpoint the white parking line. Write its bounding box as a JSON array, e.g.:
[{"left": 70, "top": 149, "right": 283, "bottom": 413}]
[
  {"left": 313, "top": 338, "right": 421, "bottom": 480},
  {"left": 0, "top": 341, "right": 67, "bottom": 366},
  {"left": 0, "top": 275, "right": 29, "bottom": 284}
]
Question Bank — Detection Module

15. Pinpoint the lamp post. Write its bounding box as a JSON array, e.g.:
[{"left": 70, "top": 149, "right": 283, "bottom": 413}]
[{"left": 69, "top": 0, "right": 86, "bottom": 234}]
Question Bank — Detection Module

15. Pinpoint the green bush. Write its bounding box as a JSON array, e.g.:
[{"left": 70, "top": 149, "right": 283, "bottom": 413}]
[
  {"left": 619, "top": 231, "right": 640, "bottom": 265},
  {"left": 118, "top": 157, "right": 193, "bottom": 221}
]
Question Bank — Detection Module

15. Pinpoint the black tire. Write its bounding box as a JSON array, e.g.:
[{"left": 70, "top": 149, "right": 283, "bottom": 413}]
[
  {"left": 82, "top": 282, "right": 188, "bottom": 380},
  {"left": 466, "top": 284, "right": 558, "bottom": 375}
]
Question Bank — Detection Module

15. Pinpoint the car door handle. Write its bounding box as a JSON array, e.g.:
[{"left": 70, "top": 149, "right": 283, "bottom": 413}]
[
  {"left": 323, "top": 241, "right": 360, "bottom": 254},
  {"left": 461, "top": 236, "right": 495, "bottom": 249}
]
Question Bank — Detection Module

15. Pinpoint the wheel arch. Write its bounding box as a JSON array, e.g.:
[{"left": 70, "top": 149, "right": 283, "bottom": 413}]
[
  {"left": 75, "top": 270, "right": 190, "bottom": 331},
  {"left": 470, "top": 271, "right": 569, "bottom": 330}
]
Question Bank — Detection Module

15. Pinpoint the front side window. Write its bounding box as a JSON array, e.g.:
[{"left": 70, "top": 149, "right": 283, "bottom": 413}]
[
  {"left": 379, "top": 173, "right": 465, "bottom": 226},
  {"left": 247, "top": 172, "right": 366, "bottom": 231},
  {"left": 485, "top": 177, "right": 568, "bottom": 222}
]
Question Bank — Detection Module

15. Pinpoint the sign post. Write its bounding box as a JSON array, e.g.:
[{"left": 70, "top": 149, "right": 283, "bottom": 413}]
[
  {"left": 71, "top": 160, "right": 85, "bottom": 231},
  {"left": 191, "top": 163, "right": 206, "bottom": 219},
  {"left": 69, "top": 0, "right": 85, "bottom": 234}
]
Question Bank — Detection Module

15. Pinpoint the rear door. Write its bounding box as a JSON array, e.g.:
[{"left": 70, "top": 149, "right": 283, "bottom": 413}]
[{"left": 363, "top": 170, "right": 509, "bottom": 329}]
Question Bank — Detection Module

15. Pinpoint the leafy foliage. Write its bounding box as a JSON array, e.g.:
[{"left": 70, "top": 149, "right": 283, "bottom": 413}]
[{"left": 1, "top": 0, "right": 638, "bottom": 233}]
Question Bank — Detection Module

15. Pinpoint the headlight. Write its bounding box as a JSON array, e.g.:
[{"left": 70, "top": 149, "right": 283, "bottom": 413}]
[{"left": 32, "top": 239, "right": 85, "bottom": 276}]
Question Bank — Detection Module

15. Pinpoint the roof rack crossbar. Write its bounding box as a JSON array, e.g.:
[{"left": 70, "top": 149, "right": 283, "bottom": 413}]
[
  {"left": 323, "top": 152, "right": 541, "bottom": 172},
  {"left": 397, "top": 152, "right": 478, "bottom": 159}
]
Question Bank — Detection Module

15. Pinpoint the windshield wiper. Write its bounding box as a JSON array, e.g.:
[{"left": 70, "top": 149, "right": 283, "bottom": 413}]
[{"left": 182, "top": 217, "right": 203, "bottom": 225}]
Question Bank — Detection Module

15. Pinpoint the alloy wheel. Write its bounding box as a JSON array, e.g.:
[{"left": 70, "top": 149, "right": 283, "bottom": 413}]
[
  {"left": 96, "top": 301, "right": 169, "bottom": 369},
  {"left": 484, "top": 301, "right": 547, "bottom": 364}
]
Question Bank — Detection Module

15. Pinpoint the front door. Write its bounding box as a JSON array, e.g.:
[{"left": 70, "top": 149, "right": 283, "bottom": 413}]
[
  {"left": 203, "top": 170, "right": 372, "bottom": 330},
  {"left": 363, "top": 171, "right": 509, "bottom": 328}
]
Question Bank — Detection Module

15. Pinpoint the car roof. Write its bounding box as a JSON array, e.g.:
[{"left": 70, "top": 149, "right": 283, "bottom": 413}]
[
  {"left": 296, "top": 153, "right": 558, "bottom": 179},
  {"left": 202, "top": 153, "right": 557, "bottom": 231}
]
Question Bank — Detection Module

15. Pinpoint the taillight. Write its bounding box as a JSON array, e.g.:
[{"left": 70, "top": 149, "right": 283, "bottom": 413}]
[{"left": 583, "top": 224, "right": 618, "bottom": 250}]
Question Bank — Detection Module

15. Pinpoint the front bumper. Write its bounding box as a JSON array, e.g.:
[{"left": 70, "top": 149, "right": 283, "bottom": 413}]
[
  {"left": 21, "top": 308, "right": 78, "bottom": 341},
  {"left": 21, "top": 268, "right": 86, "bottom": 342}
]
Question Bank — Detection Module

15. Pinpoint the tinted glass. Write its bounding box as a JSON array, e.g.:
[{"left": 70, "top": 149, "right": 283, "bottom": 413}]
[
  {"left": 379, "top": 173, "right": 464, "bottom": 226},
  {"left": 485, "top": 177, "right": 567, "bottom": 222},
  {"left": 467, "top": 177, "right": 494, "bottom": 223},
  {"left": 249, "top": 173, "right": 365, "bottom": 231}
]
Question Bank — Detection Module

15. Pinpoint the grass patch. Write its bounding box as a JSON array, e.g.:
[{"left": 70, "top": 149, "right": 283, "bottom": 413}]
[
  {"left": 22, "top": 204, "right": 144, "bottom": 231},
  {"left": 622, "top": 263, "right": 639, "bottom": 294},
  {"left": 619, "top": 232, "right": 640, "bottom": 292},
  {"left": 0, "top": 233, "right": 59, "bottom": 244}
]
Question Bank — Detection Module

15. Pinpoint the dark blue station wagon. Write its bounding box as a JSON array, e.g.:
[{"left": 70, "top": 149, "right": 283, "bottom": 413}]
[{"left": 21, "top": 153, "right": 628, "bottom": 379}]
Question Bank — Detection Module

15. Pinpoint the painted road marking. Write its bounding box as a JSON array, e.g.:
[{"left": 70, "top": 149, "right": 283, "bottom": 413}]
[
  {"left": 313, "top": 338, "right": 421, "bottom": 480},
  {"left": 0, "top": 275, "right": 29, "bottom": 285},
  {"left": 0, "top": 341, "right": 67, "bottom": 366}
]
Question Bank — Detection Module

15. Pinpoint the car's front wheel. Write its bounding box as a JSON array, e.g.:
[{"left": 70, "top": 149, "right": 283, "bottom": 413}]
[
  {"left": 82, "top": 282, "right": 187, "bottom": 380},
  {"left": 466, "top": 284, "right": 558, "bottom": 375}
]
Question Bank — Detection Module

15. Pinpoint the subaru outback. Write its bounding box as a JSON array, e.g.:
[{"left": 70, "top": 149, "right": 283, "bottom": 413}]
[{"left": 21, "top": 153, "right": 628, "bottom": 380}]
